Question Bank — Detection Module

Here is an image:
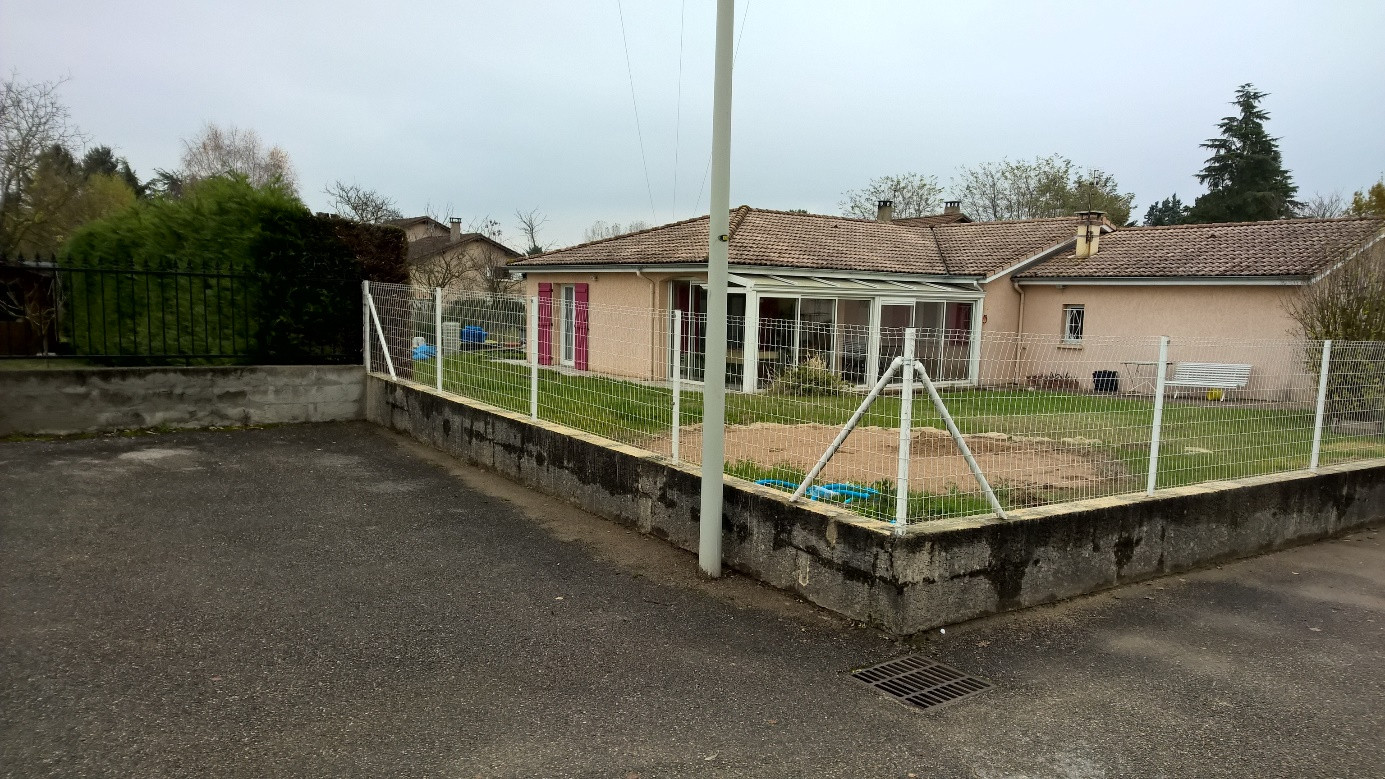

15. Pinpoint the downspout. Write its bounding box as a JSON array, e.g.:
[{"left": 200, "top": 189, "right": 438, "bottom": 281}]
[
  {"left": 636, "top": 267, "right": 658, "bottom": 378},
  {"left": 1011, "top": 278, "right": 1025, "bottom": 385}
]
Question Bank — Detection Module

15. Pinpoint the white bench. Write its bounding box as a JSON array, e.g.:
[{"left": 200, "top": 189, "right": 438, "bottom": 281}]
[{"left": 1165, "top": 362, "right": 1252, "bottom": 401}]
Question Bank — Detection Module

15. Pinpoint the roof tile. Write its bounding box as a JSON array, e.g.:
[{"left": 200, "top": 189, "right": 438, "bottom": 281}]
[
  {"left": 1022, "top": 218, "right": 1385, "bottom": 278},
  {"left": 510, "top": 207, "right": 1081, "bottom": 277}
]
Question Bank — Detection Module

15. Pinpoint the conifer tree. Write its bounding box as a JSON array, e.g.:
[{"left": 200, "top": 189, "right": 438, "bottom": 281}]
[{"left": 1187, "top": 84, "right": 1298, "bottom": 223}]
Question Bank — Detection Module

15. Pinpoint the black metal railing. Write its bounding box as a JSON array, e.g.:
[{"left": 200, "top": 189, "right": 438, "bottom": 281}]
[{"left": 0, "top": 254, "right": 361, "bottom": 365}]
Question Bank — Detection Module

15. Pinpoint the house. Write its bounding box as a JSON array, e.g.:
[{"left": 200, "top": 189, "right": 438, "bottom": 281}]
[
  {"left": 404, "top": 218, "right": 523, "bottom": 293},
  {"left": 506, "top": 204, "right": 1384, "bottom": 395},
  {"left": 1008, "top": 216, "right": 1385, "bottom": 398},
  {"left": 384, "top": 216, "right": 452, "bottom": 243},
  {"left": 508, "top": 203, "right": 1081, "bottom": 389}
]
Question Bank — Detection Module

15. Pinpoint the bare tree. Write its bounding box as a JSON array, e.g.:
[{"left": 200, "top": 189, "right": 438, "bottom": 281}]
[
  {"left": 324, "top": 180, "right": 403, "bottom": 224},
  {"left": 1287, "top": 238, "right": 1385, "bottom": 424},
  {"left": 1287, "top": 238, "right": 1385, "bottom": 342},
  {"left": 467, "top": 215, "right": 503, "bottom": 241},
  {"left": 0, "top": 74, "right": 87, "bottom": 253},
  {"left": 582, "top": 219, "right": 651, "bottom": 243},
  {"left": 514, "top": 207, "right": 550, "bottom": 255},
  {"left": 1297, "top": 191, "right": 1347, "bottom": 219},
  {"left": 179, "top": 123, "right": 298, "bottom": 193},
  {"left": 0, "top": 269, "right": 62, "bottom": 353},
  {"left": 412, "top": 239, "right": 517, "bottom": 294},
  {"left": 423, "top": 201, "right": 455, "bottom": 224},
  {"left": 952, "top": 155, "right": 1135, "bottom": 224},
  {"left": 838, "top": 172, "right": 943, "bottom": 219}
]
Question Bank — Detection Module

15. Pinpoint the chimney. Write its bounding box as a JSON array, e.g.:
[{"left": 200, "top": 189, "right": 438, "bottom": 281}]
[
  {"left": 876, "top": 199, "right": 894, "bottom": 223},
  {"left": 943, "top": 200, "right": 961, "bottom": 215},
  {"left": 1073, "top": 211, "right": 1105, "bottom": 259},
  {"left": 449, "top": 217, "right": 462, "bottom": 243}
]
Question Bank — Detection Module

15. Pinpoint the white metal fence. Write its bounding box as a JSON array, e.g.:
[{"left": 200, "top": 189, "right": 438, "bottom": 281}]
[{"left": 364, "top": 282, "right": 1385, "bottom": 527}]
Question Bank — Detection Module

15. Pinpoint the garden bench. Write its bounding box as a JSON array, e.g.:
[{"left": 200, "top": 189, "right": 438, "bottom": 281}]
[{"left": 1165, "top": 362, "right": 1252, "bottom": 401}]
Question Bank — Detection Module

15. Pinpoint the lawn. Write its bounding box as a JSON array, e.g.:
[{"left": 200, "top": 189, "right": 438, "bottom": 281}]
[{"left": 408, "top": 351, "right": 1385, "bottom": 522}]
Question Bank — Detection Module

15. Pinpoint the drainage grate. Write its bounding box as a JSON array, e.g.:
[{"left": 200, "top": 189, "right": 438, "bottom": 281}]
[{"left": 851, "top": 654, "right": 993, "bottom": 712}]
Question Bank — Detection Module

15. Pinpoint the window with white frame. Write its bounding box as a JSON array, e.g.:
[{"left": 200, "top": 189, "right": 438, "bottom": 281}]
[
  {"left": 559, "top": 284, "right": 577, "bottom": 365},
  {"left": 1062, "top": 304, "right": 1085, "bottom": 344}
]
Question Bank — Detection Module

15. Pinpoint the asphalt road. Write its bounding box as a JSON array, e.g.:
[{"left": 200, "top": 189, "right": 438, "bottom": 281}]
[{"left": 2, "top": 422, "right": 1381, "bottom": 778}]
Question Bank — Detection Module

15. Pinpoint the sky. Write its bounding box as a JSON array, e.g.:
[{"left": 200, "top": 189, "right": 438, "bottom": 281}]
[{"left": 3, "top": 0, "right": 1384, "bottom": 248}]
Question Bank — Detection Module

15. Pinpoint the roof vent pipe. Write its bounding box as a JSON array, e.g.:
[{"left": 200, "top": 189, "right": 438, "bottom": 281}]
[{"left": 876, "top": 200, "right": 894, "bottom": 223}]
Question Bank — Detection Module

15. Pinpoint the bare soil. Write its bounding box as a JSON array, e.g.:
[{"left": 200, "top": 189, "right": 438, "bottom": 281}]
[{"left": 655, "top": 423, "right": 1116, "bottom": 494}]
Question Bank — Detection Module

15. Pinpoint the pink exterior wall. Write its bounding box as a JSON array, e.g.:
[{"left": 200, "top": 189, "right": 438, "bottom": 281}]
[
  {"left": 977, "top": 279, "right": 1022, "bottom": 385},
  {"left": 523, "top": 272, "right": 684, "bottom": 380},
  {"left": 521, "top": 269, "right": 1319, "bottom": 400},
  {"left": 1012, "top": 283, "right": 1314, "bottom": 400}
]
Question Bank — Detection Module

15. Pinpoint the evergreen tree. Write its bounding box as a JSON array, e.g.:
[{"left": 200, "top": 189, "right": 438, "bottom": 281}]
[
  {"left": 1143, "top": 194, "right": 1189, "bottom": 226},
  {"left": 1187, "top": 84, "right": 1298, "bottom": 223},
  {"left": 81, "top": 146, "right": 143, "bottom": 196}
]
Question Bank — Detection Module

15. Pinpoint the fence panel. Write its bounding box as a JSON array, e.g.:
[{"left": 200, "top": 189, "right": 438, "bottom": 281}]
[
  {"left": 364, "top": 282, "right": 1385, "bottom": 525},
  {"left": 1, "top": 255, "right": 361, "bottom": 365}
]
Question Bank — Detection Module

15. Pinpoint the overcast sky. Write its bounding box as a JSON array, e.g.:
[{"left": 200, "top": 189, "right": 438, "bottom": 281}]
[{"left": 3, "top": 0, "right": 1383, "bottom": 247}]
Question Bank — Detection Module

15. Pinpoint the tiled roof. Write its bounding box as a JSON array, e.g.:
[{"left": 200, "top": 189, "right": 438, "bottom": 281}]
[
  {"left": 1021, "top": 217, "right": 1385, "bottom": 279},
  {"left": 385, "top": 216, "right": 448, "bottom": 232},
  {"left": 510, "top": 207, "right": 1082, "bottom": 277},
  {"left": 933, "top": 217, "right": 1083, "bottom": 275},
  {"left": 893, "top": 212, "right": 972, "bottom": 226},
  {"left": 407, "top": 234, "right": 522, "bottom": 264}
]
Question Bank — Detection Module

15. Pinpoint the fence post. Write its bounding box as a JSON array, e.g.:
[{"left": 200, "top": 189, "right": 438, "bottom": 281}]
[
  {"left": 894, "top": 327, "right": 917, "bottom": 531},
  {"left": 433, "top": 287, "right": 443, "bottom": 393},
  {"left": 362, "top": 281, "right": 371, "bottom": 373},
  {"left": 1146, "top": 335, "right": 1170, "bottom": 495},
  {"left": 672, "top": 310, "right": 682, "bottom": 464},
  {"left": 1309, "top": 339, "right": 1333, "bottom": 471},
  {"left": 529, "top": 295, "right": 539, "bottom": 421}
]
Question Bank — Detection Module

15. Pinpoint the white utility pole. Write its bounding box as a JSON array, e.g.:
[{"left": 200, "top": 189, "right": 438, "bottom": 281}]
[{"left": 699, "top": 0, "right": 734, "bottom": 577}]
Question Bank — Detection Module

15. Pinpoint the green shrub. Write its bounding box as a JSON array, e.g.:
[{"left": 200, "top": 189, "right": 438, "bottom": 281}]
[
  {"left": 766, "top": 356, "right": 848, "bottom": 396},
  {"left": 57, "top": 175, "right": 406, "bottom": 364}
]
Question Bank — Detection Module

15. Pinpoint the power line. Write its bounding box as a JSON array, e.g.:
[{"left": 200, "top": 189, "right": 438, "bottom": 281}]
[
  {"left": 692, "top": 0, "right": 751, "bottom": 219},
  {"left": 615, "top": 0, "right": 659, "bottom": 223},
  {"left": 671, "top": 0, "right": 687, "bottom": 222}
]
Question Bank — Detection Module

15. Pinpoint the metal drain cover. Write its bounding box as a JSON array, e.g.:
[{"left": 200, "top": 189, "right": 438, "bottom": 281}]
[{"left": 852, "top": 654, "right": 993, "bottom": 712}]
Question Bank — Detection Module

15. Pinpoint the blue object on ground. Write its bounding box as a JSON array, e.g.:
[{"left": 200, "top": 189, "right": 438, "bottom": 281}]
[
  {"left": 754, "top": 478, "right": 876, "bottom": 503},
  {"left": 821, "top": 483, "right": 881, "bottom": 502},
  {"left": 460, "top": 325, "right": 487, "bottom": 346},
  {"left": 412, "top": 344, "right": 437, "bottom": 360}
]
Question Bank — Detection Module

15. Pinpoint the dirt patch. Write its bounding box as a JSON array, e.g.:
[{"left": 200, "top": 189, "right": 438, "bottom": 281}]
[{"left": 655, "top": 423, "right": 1117, "bottom": 494}]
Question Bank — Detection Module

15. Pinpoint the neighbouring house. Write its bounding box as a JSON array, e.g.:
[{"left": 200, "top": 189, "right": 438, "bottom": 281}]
[
  {"left": 1009, "top": 216, "right": 1385, "bottom": 398},
  {"left": 384, "top": 216, "right": 452, "bottom": 243},
  {"left": 404, "top": 217, "right": 523, "bottom": 294},
  {"left": 506, "top": 203, "right": 1384, "bottom": 395}
]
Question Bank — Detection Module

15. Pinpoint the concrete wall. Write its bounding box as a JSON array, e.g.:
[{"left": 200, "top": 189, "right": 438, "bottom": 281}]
[
  {"left": 0, "top": 365, "right": 365, "bottom": 436},
  {"left": 367, "top": 375, "right": 1385, "bottom": 634}
]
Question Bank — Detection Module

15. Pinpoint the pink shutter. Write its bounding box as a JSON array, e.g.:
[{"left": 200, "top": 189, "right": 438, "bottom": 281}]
[
  {"left": 538, "top": 283, "right": 553, "bottom": 365},
  {"left": 574, "top": 283, "right": 589, "bottom": 371}
]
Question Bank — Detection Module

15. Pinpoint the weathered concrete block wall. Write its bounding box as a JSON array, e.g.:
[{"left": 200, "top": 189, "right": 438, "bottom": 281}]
[
  {"left": 0, "top": 365, "right": 365, "bottom": 436},
  {"left": 367, "top": 376, "right": 1385, "bottom": 634}
]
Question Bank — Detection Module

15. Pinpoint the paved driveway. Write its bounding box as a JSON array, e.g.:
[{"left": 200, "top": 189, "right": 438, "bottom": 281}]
[{"left": 2, "top": 423, "right": 1381, "bottom": 778}]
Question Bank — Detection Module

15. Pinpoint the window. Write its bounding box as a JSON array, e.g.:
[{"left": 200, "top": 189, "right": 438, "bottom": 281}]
[
  {"left": 1062, "top": 304, "right": 1085, "bottom": 344},
  {"left": 559, "top": 284, "right": 577, "bottom": 365}
]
